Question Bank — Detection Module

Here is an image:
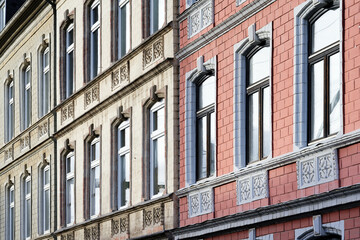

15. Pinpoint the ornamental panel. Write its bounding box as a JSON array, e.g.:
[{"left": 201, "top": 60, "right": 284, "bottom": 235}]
[
  {"left": 188, "top": 0, "right": 213, "bottom": 38},
  {"left": 237, "top": 171, "right": 268, "bottom": 205},
  {"left": 297, "top": 149, "right": 338, "bottom": 189},
  {"left": 143, "top": 38, "right": 164, "bottom": 69},
  {"left": 61, "top": 101, "right": 74, "bottom": 123},
  {"left": 188, "top": 188, "right": 213, "bottom": 218}
]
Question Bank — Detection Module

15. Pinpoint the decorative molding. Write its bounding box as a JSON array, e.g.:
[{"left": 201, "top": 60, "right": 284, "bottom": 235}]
[
  {"left": 20, "top": 135, "right": 30, "bottom": 151},
  {"left": 143, "top": 204, "right": 165, "bottom": 229},
  {"left": 61, "top": 101, "right": 74, "bottom": 123},
  {"left": 84, "top": 83, "right": 99, "bottom": 108},
  {"left": 297, "top": 149, "right": 338, "bottom": 189},
  {"left": 84, "top": 224, "right": 99, "bottom": 240},
  {"left": 112, "top": 62, "right": 129, "bottom": 90},
  {"left": 188, "top": 188, "right": 213, "bottom": 218},
  {"left": 4, "top": 147, "right": 13, "bottom": 161},
  {"left": 38, "top": 121, "right": 49, "bottom": 139},
  {"left": 237, "top": 171, "right": 268, "bottom": 205},
  {"left": 188, "top": 0, "right": 213, "bottom": 38},
  {"left": 143, "top": 38, "right": 164, "bottom": 69}
]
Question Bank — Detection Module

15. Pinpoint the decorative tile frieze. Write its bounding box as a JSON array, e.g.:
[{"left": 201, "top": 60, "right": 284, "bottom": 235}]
[
  {"left": 237, "top": 171, "right": 268, "bottom": 205},
  {"left": 143, "top": 204, "right": 165, "bottom": 229},
  {"left": 61, "top": 101, "right": 74, "bottom": 123},
  {"left": 297, "top": 149, "right": 338, "bottom": 189},
  {"left": 112, "top": 63, "right": 129, "bottom": 90},
  {"left": 188, "top": 0, "right": 213, "bottom": 38},
  {"left": 20, "top": 135, "right": 30, "bottom": 151},
  {"left": 188, "top": 188, "right": 213, "bottom": 218},
  {"left": 38, "top": 121, "right": 49, "bottom": 139},
  {"left": 4, "top": 147, "right": 13, "bottom": 161},
  {"left": 84, "top": 224, "right": 99, "bottom": 240},
  {"left": 84, "top": 84, "right": 99, "bottom": 108},
  {"left": 143, "top": 38, "right": 164, "bottom": 68}
]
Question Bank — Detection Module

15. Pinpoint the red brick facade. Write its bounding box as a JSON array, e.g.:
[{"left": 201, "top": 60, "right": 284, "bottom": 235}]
[{"left": 175, "top": 0, "right": 360, "bottom": 239}]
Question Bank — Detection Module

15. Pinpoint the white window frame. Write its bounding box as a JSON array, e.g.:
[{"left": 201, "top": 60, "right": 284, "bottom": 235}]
[
  {"left": 149, "top": 0, "right": 165, "bottom": 35},
  {"left": 149, "top": 99, "right": 165, "bottom": 198},
  {"left": 118, "top": 0, "right": 130, "bottom": 59},
  {"left": 22, "top": 65, "right": 31, "bottom": 130},
  {"left": 24, "top": 176, "right": 31, "bottom": 240},
  {"left": 40, "top": 47, "right": 50, "bottom": 117},
  {"left": 65, "top": 23, "right": 74, "bottom": 99},
  {"left": 65, "top": 152, "right": 75, "bottom": 226},
  {"left": 42, "top": 166, "right": 50, "bottom": 233},
  {"left": 0, "top": 0, "right": 5, "bottom": 32},
  {"left": 90, "top": 0, "right": 100, "bottom": 80},
  {"left": 7, "top": 185, "right": 15, "bottom": 240},
  {"left": 117, "top": 120, "right": 130, "bottom": 208},
  {"left": 90, "top": 137, "right": 100, "bottom": 218},
  {"left": 6, "top": 80, "right": 14, "bottom": 142}
]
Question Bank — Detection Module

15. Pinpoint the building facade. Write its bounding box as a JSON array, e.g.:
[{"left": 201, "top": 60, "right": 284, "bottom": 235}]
[{"left": 174, "top": 0, "right": 360, "bottom": 239}]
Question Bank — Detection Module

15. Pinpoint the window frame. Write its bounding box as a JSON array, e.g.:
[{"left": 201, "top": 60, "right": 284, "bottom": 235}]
[
  {"left": 116, "top": 0, "right": 131, "bottom": 60},
  {"left": 293, "top": 0, "right": 342, "bottom": 150},
  {"left": 5, "top": 79, "right": 14, "bottom": 142},
  {"left": 21, "top": 65, "right": 31, "bottom": 131},
  {"left": 39, "top": 46, "right": 50, "bottom": 117},
  {"left": 89, "top": 0, "right": 101, "bottom": 81},
  {"left": 65, "top": 151, "right": 75, "bottom": 226},
  {"left": 117, "top": 119, "right": 130, "bottom": 208},
  {"left": 89, "top": 137, "right": 100, "bottom": 218},
  {"left": 41, "top": 165, "right": 50, "bottom": 234},
  {"left": 0, "top": 0, "right": 5, "bottom": 32},
  {"left": 65, "top": 23, "right": 75, "bottom": 98},
  {"left": 7, "top": 185, "right": 15, "bottom": 240},
  {"left": 23, "top": 176, "right": 31, "bottom": 240}
]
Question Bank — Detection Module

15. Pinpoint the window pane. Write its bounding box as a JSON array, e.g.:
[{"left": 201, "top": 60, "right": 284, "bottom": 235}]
[
  {"left": 44, "top": 189, "right": 50, "bottom": 231},
  {"left": 91, "top": 5, "right": 99, "bottom": 25},
  {"left": 157, "top": 136, "right": 165, "bottom": 193},
  {"left": 66, "top": 155, "right": 74, "bottom": 174},
  {"left": 248, "top": 92, "right": 259, "bottom": 163},
  {"left": 91, "top": 166, "right": 100, "bottom": 216},
  {"left": 120, "top": 3, "right": 128, "bottom": 57},
  {"left": 197, "top": 116, "right": 207, "bottom": 179},
  {"left": 10, "top": 189, "right": 14, "bottom": 203},
  {"left": 26, "top": 180, "right": 31, "bottom": 195},
  {"left": 44, "top": 50, "right": 49, "bottom": 67},
  {"left": 152, "top": 111, "right": 158, "bottom": 131},
  {"left": 44, "top": 169, "right": 50, "bottom": 185},
  {"left": 91, "top": 29, "right": 99, "bottom": 79},
  {"left": 329, "top": 52, "right": 340, "bottom": 135},
  {"left": 66, "top": 178, "right": 74, "bottom": 224},
  {"left": 262, "top": 86, "right": 271, "bottom": 158},
  {"left": 151, "top": 0, "right": 159, "bottom": 34},
  {"left": 67, "top": 28, "right": 73, "bottom": 48},
  {"left": 311, "top": 9, "right": 340, "bottom": 53},
  {"left": 210, "top": 112, "right": 216, "bottom": 176},
  {"left": 44, "top": 71, "right": 50, "bottom": 114},
  {"left": 10, "top": 207, "right": 14, "bottom": 240},
  {"left": 26, "top": 199, "right": 31, "bottom": 238},
  {"left": 66, "top": 50, "right": 74, "bottom": 97},
  {"left": 249, "top": 47, "right": 270, "bottom": 85},
  {"left": 198, "top": 76, "right": 215, "bottom": 109},
  {"left": 120, "top": 128, "right": 126, "bottom": 148},
  {"left": 119, "top": 153, "right": 130, "bottom": 207},
  {"left": 310, "top": 60, "right": 325, "bottom": 141}
]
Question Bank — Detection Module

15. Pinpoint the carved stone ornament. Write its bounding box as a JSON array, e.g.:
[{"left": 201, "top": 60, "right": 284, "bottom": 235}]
[
  {"left": 237, "top": 171, "right": 268, "bottom": 205},
  {"left": 20, "top": 136, "right": 30, "bottom": 150},
  {"left": 153, "top": 40, "right": 163, "bottom": 60},
  {"left": 143, "top": 209, "right": 152, "bottom": 228},
  {"left": 188, "top": 188, "right": 213, "bottom": 218},
  {"left": 112, "top": 69, "right": 120, "bottom": 89},
  {"left": 297, "top": 149, "right": 338, "bottom": 189},
  {"left": 143, "top": 38, "right": 164, "bottom": 68},
  {"left": 111, "top": 219, "right": 120, "bottom": 236},
  {"left": 84, "top": 84, "right": 100, "bottom": 108},
  {"left": 61, "top": 101, "right": 74, "bottom": 123},
  {"left": 188, "top": 0, "right": 213, "bottom": 37},
  {"left": 143, "top": 47, "right": 153, "bottom": 67},
  {"left": 62, "top": 232, "right": 74, "bottom": 240},
  {"left": 120, "top": 64, "right": 129, "bottom": 83},
  {"left": 84, "top": 225, "right": 99, "bottom": 240},
  {"left": 38, "top": 122, "right": 49, "bottom": 138},
  {"left": 4, "top": 148, "right": 13, "bottom": 161},
  {"left": 120, "top": 217, "right": 128, "bottom": 233},
  {"left": 153, "top": 205, "right": 164, "bottom": 224},
  {"left": 84, "top": 228, "right": 91, "bottom": 240}
]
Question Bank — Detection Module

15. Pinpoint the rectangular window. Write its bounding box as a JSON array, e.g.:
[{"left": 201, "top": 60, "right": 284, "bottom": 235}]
[
  {"left": 43, "top": 166, "right": 50, "bottom": 233},
  {"left": 117, "top": 120, "right": 130, "bottom": 208},
  {"left": 90, "top": 1, "right": 100, "bottom": 80},
  {"left": 8, "top": 186, "right": 14, "bottom": 240},
  {"left": 247, "top": 46, "right": 270, "bottom": 164},
  {"left": 196, "top": 76, "right": 215, "bottom": 180},
  {"left": 0, "top": 0, "right": 5, "bottom": 32},
  {"left": 65, "top": 24, "right": 74, "bottom": 99},
  {"left": 150, "top": 100, "right": 165, "bottom": 198},
  {"left": 118, "top": 0, "right": 130, "bottom": 59},
  {"left": 24, "top": 176, "right": 31, "bottom": 240},
  {"left": 22, "top": 66, "right": 31, "bottom": 130},
  {"left": 90, "top": 138, "right": 100, "bottom": 217},
  {"left": 40, "top": 47, "right": 50, "bottom": 117},
  {"left": 149, "top": 0, "right": 165, "bottom": 35},
  {"left": 66, "top": 152, "right": 75, "bottom": 225},
  {"left": 6, "top": 81, "right": 14, "bottom": 142}
]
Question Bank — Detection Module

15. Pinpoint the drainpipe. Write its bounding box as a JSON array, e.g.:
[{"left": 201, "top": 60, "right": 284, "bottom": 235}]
[{"left": 44, "top": 0, "right": 58, "bottom": 238}]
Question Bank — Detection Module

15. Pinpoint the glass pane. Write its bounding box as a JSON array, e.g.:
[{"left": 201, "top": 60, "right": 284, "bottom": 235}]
[
  {"left": 198, "top": 76, "right": 215, "bottom": 109},
  {"left": 9, "top": 84, "right": 13, "bottom": 99},
  {"left": 10, "top": 189, "right": 14, "bottom": 203},
  {"left": 120, "top": 3, "right": 128, "bottom": 57},
  {"left": 67, "top": 28, "right": 73, "bottom": 48},
  {"left": 157, "top": 136, "right": 165, "bottom": 193},
  {"left": 210, "top": 112, "right": 216, "bottom": 176},
  {"left": 248, "top": 92, "right": 259, "bottom": 163},
  {"left": 119, "top": 153, "right": 130, "bottom": 207},
  {"left": 66, "top": 178, "right": 74, "bottom": 224},
  {"left": 91, "top": 5, "right": 99, "bottom": 25},
  {"left": 91, "top": 140, "right": 100, "bottom": 161},
  {"left": 44, "top": 71, "right": 50, "bottom": 113},
  {"left": 262, "top": 87, "right": 271, "bottom": 158},
  {"left": 91, "top": 29, "right": 99, "bottom": 79},
  {"left": 66, "top": 50, "right": 74, "bottom": 97},
  {"left": 25, "top": 69, "right": 30, "bottom": 85},
  {"left": 158, "top": 0, "right": 165, "bottom": 29},
  {"left": 152, "top": 139, "right": 158, "bottom": 195},
  {"left": 10, "top": 207, "right": 14, "bottom": 240},
  {"left": 120, "top": 128, "right": 126, "bottom": 148},
  {"left": 197, "top": 116, "right": 207, "bottom": 179},
  {"left": 44, "top": 168, "right": 50, "bottom": 185},
  {"left": 91, "top": 166, "right": 100, "bottom": 216},
  {"left": 26, "top": 180, "right": 31, "bottom": 195},
  {"left": 26, "top": 199, "right": 31, "bottom": 237},
  {"left": 44, "top": 189, "right": 50, "bottom": 231},
  {"left": 311, "top": 8, "right": 340, "bottom": 53},
  {"left": 67, "top": 155, "right": 74, "bottom": 174},
  {"left": 329, "top": 52, "right": 340, "bottom": 135},
  {"left": 151, "top": 0, "right": 159, "bottom": 34},
  {"left": 44, "top": 50, "right": 49, "bottom": 67},
  {"left": 157, "top": 107, "right": 165, "bottom": 131},
  {"left": 310, "top": 60, "right": 325, "bottom": 141},
  {"left": 26, "top": 88, "right": 31, "bottom": 127},
  {"left": 249, "top": 47, "right": 270, "bottom": 85},
  {"left": 152, "top": 111, "right": 158, "bottom": 132}
]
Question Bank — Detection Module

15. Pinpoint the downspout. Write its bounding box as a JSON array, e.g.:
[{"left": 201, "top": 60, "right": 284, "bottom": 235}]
[{"left": 44, "top": 0, "right": 58, "bottom": 238}]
